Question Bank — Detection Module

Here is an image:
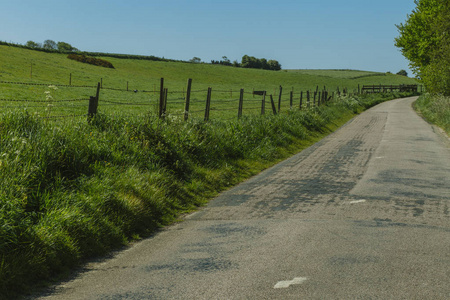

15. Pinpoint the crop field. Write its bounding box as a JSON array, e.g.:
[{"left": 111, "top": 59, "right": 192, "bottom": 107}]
[{"left": 0, "top": 45, "right": 418, "bottom": 121}]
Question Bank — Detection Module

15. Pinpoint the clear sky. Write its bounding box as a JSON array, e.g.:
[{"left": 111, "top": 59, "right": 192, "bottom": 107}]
[{"left": 0, "top": 0, "right": 417, "bottom": 74}]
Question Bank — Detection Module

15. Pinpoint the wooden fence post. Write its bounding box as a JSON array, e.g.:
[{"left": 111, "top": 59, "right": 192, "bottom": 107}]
[
  {"left": 261, "top": 91, "right": 266, "bottom": 115},
  {"left": 159, "top": 78, "right": 164, "bottom": 119},
  {"left": 289, "top": 91, "right": 293, "bottom": 109},
  {"left": 300, "top": 91, "right": 303, "bottom": 110},
  {"left": 95, "top": 82, "right": 100, "bottom": 101},
  {"left": 307, "top": 90, "right": 310, "bottom": 108},
  {"left": 238, "top": 88, "right": 244, "bottom": 119},
  {"left": 127, "top": 81, "right": 129, "bottom": 91},
  {"left": 184, "top": 78, "right": 192, "bottom": 121},
  {"left": 69, "top": 73, "right": 72, "bottom": 86},
  {"left": 163, "top": 88, "right": 168, "bottom": 118},
  {"left": 88, "top": 82, "right": 101, "bottom": 122},
  {"left": 278, "top": 85, "right": 282, "bottom": 112},
  {"left": 204, "top": 87, "right": 212, "bottom": 121},
  {"left": 88, "top": 96, "right": 98, "bottom": 122},
  {"left": 270, "top": 95, "right": 277, "bottom": 115}
]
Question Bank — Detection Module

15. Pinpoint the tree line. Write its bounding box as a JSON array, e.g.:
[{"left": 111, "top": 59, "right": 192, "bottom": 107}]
[
  {"left": 210, "top": 55, "right": 282, "bottom": 71},
  {"left": 3, "top": 39, "right": 282, "bottom": 71},
  {"left": 25, "top": 39, "right": 79, "bottom": 52},
  {"left": 395, "top": 0, "right": 450, "bottom": 95}
]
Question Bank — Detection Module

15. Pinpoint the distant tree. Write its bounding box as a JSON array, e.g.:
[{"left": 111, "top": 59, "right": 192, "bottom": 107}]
[
  {"left": 57, "top": 41, "right": 78, "bottom": 52},
  {"left": 260, "top": 58, "right": 269, "bottom": 70},
  {"left": 221, "top": 56, "right": 232, "bottom": 66},
  {"left": 43, "top": 39, "right": 57, "bottom": 50},
  {"left": 241, "top": 55, "right": 281, "bottom": 70},
  {"left": 190, "top": 57, "right": 201, "bottom": 63},
  {"left": 232, "top": 60, "right": 240, "bottom": 67},
  {"left": 241, "top": 55, "right": 251, "bottom": 68},
  {"left": 397, "top": 69, "right": 408, "bottom": 76},
  {"left": 268, "top": 59, "right": 282, "bottom": 71},
  {"left": 25, "top": 40, "right": 41, "bottom": 48}
]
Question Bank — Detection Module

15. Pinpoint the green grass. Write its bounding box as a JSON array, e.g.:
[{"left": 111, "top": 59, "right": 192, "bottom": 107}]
[
  {"left": 0, "top": 44, "right": 421, "bottom": 298},
  {"left": 0, "top": 44, "right": 419, "bottom": 121},
  {"left": 414, "top": 94, "right": 450, "bottom": 134}
]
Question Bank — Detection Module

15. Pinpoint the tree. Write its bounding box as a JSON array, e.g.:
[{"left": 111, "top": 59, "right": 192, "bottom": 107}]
[
  {"left": 241, "top": 55, "right": 281, "bottom": 70},
  {"left": 221, "top": 56, "right": 230, "bottom": 65},
  {"left": 395, "top": 0, "right": 442, "bottom": 76},
  {"left": 189, "top": 57, "right": 201, "bottom": 63},
  {"left": 395, "top": 0, "right": 450, "bottom": 94},
  {"left": 397, "top": 70, "right": 408, "bottom": 76},
  {"left": 25, "top": 41, "right": 41, "bottom": 48},
  {"left": 43, "top": 39, "right": 57, "bottom": 50},
  {"left": 57, "top": 41, "right": 78, "bottom": 52},
  {"left": 268, "top": 60, "right": 282, "bottom": 71},
  {"left": 241, "top": 55, "right": 253, "bottom": 68}
]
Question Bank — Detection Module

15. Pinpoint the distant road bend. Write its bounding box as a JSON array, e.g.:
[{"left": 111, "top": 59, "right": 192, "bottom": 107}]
[{"left": 38, "top": 96, "right": 450, "bottom": 299}]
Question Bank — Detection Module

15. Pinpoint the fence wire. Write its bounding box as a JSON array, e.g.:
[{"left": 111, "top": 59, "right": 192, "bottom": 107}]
[{"left": 3, "top": 78, "right": 407, "bottom": 122}]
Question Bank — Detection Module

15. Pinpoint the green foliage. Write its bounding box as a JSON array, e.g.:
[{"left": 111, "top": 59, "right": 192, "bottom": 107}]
[
  {"left": 67, "top": 53, "right": 115, "bottom": 69},
  {"left": 395, "top": 0, "right": 450, "bottom": 94},
  {"left": 395, "top": 0, "right": 443, "bottom": 75},
  {"left": 241, "top": 55, "right": 281, "bottom": 71},
  {"left": 267, "top": 59, "right": 282, "bottom": 71},
  {"left": 25, "top": 41, "right": 41, "bottom": 48},
  {"left": 211, "top": 56, "right": 232, "bottom": 66},
  {"left": 396, "top": 70, "right": 408, "bottom": 77},
  {"left": 414, "top": 94, "right": 450, "bottom": 133},
  {"left": 189, "top": 57, "right": 202, "bottom": 63},
  {"left": 57, "top": 42, "right": 78, "bottom": 53},
  {"left": 43, "top": 40, "right": 57, "bottom": 50}
]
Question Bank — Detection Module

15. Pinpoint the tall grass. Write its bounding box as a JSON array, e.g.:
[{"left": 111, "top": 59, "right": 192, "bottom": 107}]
[
  {"left": 0, "top": 91, "right": 416, "bottom": 298},
  {"left": 414, "top": 94, "right": 450, "bottom": 134}
]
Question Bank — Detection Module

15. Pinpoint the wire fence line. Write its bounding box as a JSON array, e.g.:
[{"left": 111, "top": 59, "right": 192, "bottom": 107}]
[
  {"left": 1, "top": 78, "right": 416, "bottom": 122},
  {"left": 0, "top": 78, "right": 345, "bottom": 121}
]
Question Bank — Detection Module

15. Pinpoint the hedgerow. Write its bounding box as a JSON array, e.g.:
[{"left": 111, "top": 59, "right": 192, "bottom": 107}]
[{"left": 67, "top": 54, "right": 115, "bottom": 69}]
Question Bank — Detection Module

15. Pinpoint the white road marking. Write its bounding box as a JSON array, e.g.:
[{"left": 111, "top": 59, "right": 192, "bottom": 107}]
[
  {"left": 349, "top": 199, "right": 366, "bottom": 204},
  {"left": 274, "top": 277, "right": 308, "bottom": 289}
]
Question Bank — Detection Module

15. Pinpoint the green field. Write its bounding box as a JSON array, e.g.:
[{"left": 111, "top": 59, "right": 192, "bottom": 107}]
[{"left": 0, "top": 45, "right": 418, "bottom": 120}]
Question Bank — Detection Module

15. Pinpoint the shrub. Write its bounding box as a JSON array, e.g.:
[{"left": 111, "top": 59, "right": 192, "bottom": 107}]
[{"left": 67, "top": 54, "right": 114, "bottom": 69}]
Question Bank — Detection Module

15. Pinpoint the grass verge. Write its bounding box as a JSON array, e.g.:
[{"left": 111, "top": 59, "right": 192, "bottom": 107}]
[
  {"left": 0, "top": 91, "right": 417, "bottom": 299},
  {"left": 413, "top": 93, "right": 450, "bottom": 134}
]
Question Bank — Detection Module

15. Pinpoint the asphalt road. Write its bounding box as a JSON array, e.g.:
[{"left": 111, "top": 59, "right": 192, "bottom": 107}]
[{"left": 36, "top": 96, "right": 450, "bottom": 299}]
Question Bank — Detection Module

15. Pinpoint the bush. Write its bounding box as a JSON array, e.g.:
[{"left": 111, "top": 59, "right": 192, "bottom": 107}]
[{"left": 67, "top": 54, "right": 114, "bottom": 69}]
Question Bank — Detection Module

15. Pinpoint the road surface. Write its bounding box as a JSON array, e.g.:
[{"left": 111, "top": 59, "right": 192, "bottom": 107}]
[{"left": 36, "top": 96, "right": 450, "bottom": 299}]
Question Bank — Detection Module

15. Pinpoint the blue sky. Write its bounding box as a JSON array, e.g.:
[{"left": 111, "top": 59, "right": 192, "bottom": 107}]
[{"left": 0, "top": 0, "right": 417, "bottom": 74}]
